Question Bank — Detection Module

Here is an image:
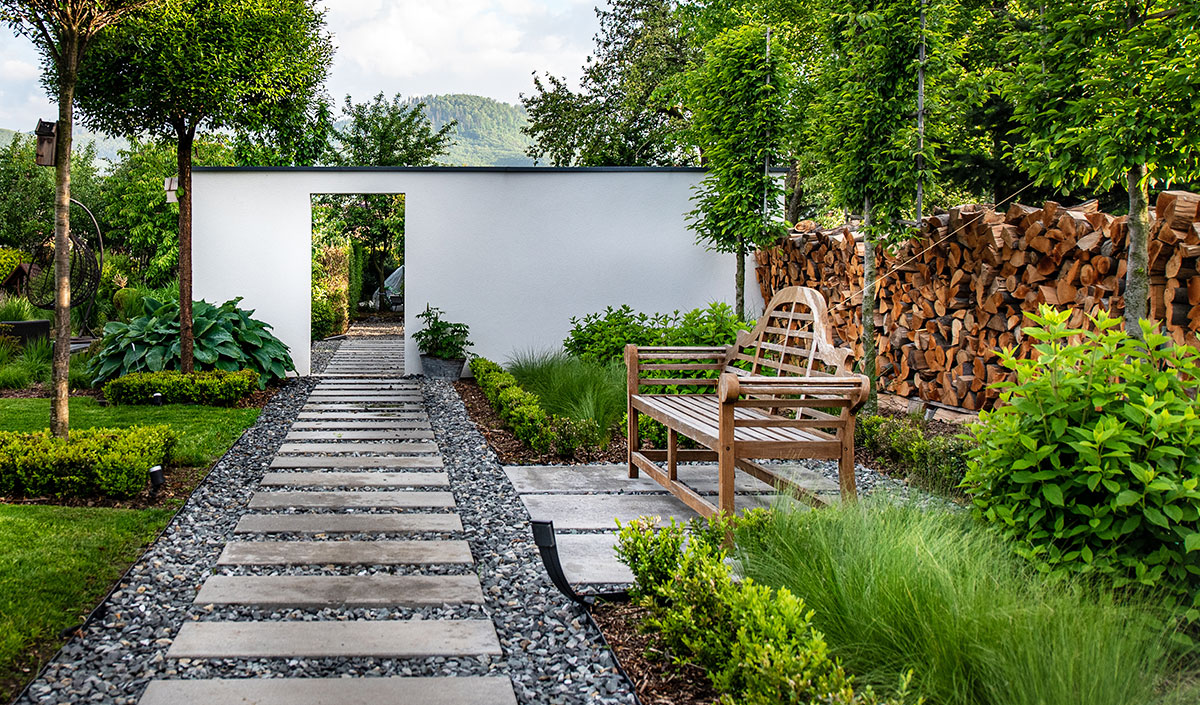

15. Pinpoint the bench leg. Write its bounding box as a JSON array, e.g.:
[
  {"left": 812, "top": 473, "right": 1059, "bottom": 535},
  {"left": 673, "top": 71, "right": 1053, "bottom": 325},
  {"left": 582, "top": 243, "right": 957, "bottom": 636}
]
[
  {"left": 627, "top": 405, "right": 640, "bottom": 479},
  {"left": 840, "top": 415, "right": 858, "bottom": 501},
  {"left": 718, "top": 402, "right": 735, "bottom": 516},
  {"left": 667, "top": 428, "right": 678, "bottom": 482}
]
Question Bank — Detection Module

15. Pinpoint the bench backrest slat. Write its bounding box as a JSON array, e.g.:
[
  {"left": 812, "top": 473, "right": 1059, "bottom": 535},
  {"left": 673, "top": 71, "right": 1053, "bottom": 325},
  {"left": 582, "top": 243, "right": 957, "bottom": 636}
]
[{"left": 722, "top": 286, "right": 853, "bottom": 377}]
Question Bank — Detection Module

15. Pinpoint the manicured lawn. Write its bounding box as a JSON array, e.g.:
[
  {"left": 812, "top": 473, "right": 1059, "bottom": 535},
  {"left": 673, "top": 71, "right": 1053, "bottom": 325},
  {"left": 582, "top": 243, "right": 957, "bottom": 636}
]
[
  {"left": 0, "top": 397, "right": 260, "bottom": 700},
  {"left": 0, "top": 397, "right": 260, "bottom": 466},
  {"left": 0, "top": 505, "right": 173, "bottom": 702}
]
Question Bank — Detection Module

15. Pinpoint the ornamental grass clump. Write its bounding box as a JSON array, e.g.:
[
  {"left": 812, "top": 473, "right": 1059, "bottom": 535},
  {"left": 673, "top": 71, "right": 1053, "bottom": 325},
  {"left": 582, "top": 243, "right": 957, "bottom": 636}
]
[
  {"left": 616, "top": 514, "right": 913, "bottom": 705},
  {"left": 964, "top": 306, "right": 1200, "bottom": 613},
  {"left": 734, "top": 500, "right": 1178, "bottom": 705},
  {"left": 507, "top": 349, "right": 625, "bottom": 440}
]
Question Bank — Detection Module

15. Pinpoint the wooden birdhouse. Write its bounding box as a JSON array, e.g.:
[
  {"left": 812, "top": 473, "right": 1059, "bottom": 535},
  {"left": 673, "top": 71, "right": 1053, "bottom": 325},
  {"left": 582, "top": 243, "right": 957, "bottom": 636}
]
[{"left": 34, "top": 120, "right": 57, "bottom": 167}]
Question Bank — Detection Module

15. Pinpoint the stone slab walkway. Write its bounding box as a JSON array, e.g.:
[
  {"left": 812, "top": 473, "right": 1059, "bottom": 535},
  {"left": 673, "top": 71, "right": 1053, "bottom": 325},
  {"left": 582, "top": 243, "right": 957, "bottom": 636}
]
[
  {"left": 138, "top": 337, "right": 518, "bottom": 704},
  {"left": 510, "top": 463, "right": 837, "bottom": 585}
]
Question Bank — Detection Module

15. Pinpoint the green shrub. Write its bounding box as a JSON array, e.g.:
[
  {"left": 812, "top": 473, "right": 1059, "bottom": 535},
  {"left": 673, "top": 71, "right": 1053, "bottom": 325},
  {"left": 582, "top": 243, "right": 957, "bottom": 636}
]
[
  {"left": 348, "top": 241, "right": 366, "bottom": 309},
  {"left": 103, "top": 369, "right": 258, "bottom": 406},
  {"left": 0, "top": 295, "right": 36, "bottom": 322},
  {"left": 112, "top": 287, "right": 142, "bottom": 319},
  {"left": 507, "top": 350, "right": 625, "bottom": 440},
  {"left": 0, "top": 426, "right": 176, "bottom": 498},
  {"left": 68, "top": 353, "right": 93, "bottom": 390},
  {"left": 311, "top": 290, "right": 336, "bottom": 340},
  {"left": 615, "top": 514, "right": 909, "bottom": 705},
  {"left": 469, "top": 356, "right": 597, "bottom": 456},
  {"left": 88, "top": 297, "right": 294, "bottom": 388},
  {"left": 0, "top": 248, "right": 22, "bottom": 282},
  {"left": 0, "top": 365, "right": 31, "bottom": 389},
  {"left": 413, "top": 306, "right": 471, "bottom": 359},
  {"left": 735, "top": 500, "right": 1178, "bottom": 705},
  {"left": 855, "top": 414, "right": 970, "bottom": 497},
  {"left": 565, "top": 301, "right": 749, "bottom": 364},
  {"left": 964, "top": 307, "right": 1200, "bottom": 612}
]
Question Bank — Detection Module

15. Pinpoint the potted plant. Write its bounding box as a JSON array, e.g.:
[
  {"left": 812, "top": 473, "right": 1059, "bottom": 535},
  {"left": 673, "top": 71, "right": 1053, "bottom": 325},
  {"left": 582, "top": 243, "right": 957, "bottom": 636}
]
[{"left": 413, "top": 305, "right": 471, "bottom": 379}]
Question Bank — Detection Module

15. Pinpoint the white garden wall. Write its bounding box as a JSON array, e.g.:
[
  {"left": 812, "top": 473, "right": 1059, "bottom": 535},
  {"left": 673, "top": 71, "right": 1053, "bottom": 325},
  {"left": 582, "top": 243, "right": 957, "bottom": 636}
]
[{"left": 191, "top": 167, "right": 765, "bottom": 376}]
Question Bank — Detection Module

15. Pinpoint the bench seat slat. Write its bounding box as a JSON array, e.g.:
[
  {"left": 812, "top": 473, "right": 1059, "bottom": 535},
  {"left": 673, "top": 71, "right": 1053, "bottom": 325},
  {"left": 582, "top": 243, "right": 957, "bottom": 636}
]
[{"left": 632, "top": 394, "right": 834, "bottom": 445}]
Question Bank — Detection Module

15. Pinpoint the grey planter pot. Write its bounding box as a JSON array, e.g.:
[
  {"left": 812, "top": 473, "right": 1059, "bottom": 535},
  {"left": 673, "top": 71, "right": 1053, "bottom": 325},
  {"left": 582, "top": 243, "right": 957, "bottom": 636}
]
[{"left": 420, "top": 355, "right": 465, "bottom": 379}]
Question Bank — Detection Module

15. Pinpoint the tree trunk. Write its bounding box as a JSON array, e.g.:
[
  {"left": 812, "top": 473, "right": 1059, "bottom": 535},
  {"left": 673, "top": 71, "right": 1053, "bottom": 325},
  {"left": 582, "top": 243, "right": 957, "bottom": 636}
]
[
  {"left": 50, "top": 47, "right": 78, "bottom": 439},
  {"left": 1123, "top": 164, "right": 1150, "bottom": 337},
  {"left": 785, "top": 159, "right": 804, "bottom": 225},
  {"left": 373, "top": 252, "right": 390, "bottom": 312},
  {"left": 177, "top": 125, "right": 196, "bottom": 372},
  {"left": 735, "top": 234, "right": 746, "bottom": 321},
  {"left": 861, "top": 196, "right": 878, "bottom": 415}
]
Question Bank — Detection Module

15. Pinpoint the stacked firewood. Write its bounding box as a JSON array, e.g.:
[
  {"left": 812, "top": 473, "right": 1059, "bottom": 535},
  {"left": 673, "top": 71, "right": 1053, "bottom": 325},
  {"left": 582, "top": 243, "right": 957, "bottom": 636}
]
[
  {"left": 754, "top": 191, "right": 1200, "bottom": 412},
  {"left": 754, "top": 221, "right": 866, "bottom": 357}
]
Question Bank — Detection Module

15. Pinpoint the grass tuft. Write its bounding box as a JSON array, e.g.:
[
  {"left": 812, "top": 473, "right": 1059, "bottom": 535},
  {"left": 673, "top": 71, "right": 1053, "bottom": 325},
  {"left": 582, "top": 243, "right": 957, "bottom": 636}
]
[
  {"left": 506, "top": 349, "right": 626, "bottom": 437},
  {"left": 735, "top": 500, "right": 1182, "bottom": 705}
]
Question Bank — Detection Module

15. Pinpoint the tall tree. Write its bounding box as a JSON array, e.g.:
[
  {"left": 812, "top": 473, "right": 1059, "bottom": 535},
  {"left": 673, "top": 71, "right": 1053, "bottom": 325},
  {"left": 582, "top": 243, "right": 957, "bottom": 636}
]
[
  {"left": 234, "top": 94, "right": 337, "bottom": 167},
  {"left": 76, "top": 0, "right": 332, "bottom": 371},
  {"left": 686, "top": 24, "right": 795, "bottom": 318},
  {"left": 1, "top": 0, "right": 154, "bottom": 437},
  {"left": 810, "top": 0, "right": 927, "bottom": 413},
  {"left": 329, "top": 93, "right": 455, "bottom": 308},
  {"left": 522, "top": 0, "right": 697, "bottom": 166},
  {"left": 1007, "top": 0, "right": 1200, "bottom": 333}
]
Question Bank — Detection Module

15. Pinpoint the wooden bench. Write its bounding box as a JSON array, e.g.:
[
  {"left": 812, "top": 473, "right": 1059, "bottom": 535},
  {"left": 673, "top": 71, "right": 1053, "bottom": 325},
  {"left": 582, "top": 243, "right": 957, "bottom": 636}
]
[{"left": 624, "top": 286, "right": 870, "bottom": 518}]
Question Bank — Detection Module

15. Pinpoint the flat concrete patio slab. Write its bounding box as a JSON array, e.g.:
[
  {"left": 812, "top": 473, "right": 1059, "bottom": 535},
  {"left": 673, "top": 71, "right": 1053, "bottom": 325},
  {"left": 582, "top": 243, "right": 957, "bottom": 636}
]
[
  {"left": 521, "top": 493, "right": 782, "bottom": 530},
  {"left": 506, "top": 463, "right": 835, "bottom": 495},
  {"left": 139, "top": 677, "right": 518, "bottom": 705},
  {"left": 553, "top": 533, "right": 633, "bottom": 584}
]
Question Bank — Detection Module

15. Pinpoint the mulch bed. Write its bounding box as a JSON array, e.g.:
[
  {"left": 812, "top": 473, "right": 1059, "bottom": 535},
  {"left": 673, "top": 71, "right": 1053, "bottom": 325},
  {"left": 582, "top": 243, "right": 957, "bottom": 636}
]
[
  {"left": 0, "top": 386, "right": 101, "bottom": 400},
  {"left": 590, "top": 601, "right": 719, "bottom": 705},
  {"left": 1, "top": 465, "right": 211, "bottom": 511},
  {"left": 453, "top": 379, "right": 628, "bottom": 465}
]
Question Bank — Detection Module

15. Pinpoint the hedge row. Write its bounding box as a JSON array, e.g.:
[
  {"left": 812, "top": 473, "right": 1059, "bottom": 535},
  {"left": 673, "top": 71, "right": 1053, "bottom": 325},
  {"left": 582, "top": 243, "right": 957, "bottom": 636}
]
[
  {"left": 103, "top": 370, "right": 259, "bottom": 406},
  {"left": 0, "top": 426, "right": 177, "bottom": 498},
  {"left": 470, "top": 357, "right": 603, "bottom": 456},
  {"left": 855, "top": 414, "right": 970, "bottom": 497},
  {"left": 616, "top": 514, "right": 911, "bottom": 705}
]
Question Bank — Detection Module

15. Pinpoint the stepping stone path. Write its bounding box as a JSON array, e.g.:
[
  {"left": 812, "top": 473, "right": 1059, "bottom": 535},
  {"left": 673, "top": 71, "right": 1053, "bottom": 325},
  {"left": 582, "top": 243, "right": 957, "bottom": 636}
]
[{"left": 140, "top": 339, "right": 517, "bottom": 705}]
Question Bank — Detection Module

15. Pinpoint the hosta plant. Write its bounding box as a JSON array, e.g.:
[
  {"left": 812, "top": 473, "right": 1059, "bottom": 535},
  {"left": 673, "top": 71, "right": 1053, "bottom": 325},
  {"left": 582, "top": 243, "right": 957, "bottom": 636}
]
[
  {"left": 964, "top": 306, "right": 1200, "bottom": 613},
  {"left": 88, "top": 297, "right": 294, "bottom": 387}
]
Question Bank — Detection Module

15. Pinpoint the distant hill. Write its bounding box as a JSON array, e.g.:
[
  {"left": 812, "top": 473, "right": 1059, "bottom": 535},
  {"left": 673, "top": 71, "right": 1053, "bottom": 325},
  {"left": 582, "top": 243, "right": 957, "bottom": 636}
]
[
  {"left": 0, "top": 126, "right": 127, "bottom": 164},
  {"left": 406, "top": 94, "right": 533, "bottom": 167}
]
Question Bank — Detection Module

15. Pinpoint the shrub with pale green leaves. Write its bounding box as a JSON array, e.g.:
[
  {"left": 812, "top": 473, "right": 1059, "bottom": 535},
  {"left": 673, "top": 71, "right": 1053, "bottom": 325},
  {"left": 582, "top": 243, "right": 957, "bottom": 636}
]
[{"left": 964, "top": 306, "right": 1200, "bottom": 612}]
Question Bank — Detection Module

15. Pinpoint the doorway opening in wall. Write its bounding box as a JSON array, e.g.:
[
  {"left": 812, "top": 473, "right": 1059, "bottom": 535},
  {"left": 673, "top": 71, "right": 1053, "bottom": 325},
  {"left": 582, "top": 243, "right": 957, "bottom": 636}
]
[{"left": 309, "top": 192, "right": 407, "bottom": 340}]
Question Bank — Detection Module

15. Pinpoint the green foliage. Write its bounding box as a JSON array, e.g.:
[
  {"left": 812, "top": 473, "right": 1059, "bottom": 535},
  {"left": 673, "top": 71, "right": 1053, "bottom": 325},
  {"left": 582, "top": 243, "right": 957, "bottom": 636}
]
[
  {"left": 469, "top": 357, "right": 604, "bottom": 456},
  {"left": 0, "top": 248, "right": 20, "bottom": 282},
  {"left": 506, "top": 350, "right": 625, "bottom": 441},
  {"left": 310, "top": 290, "right": 336, "bottom": 340},
  {"left": 735, "top": 500, "right": 1178, "bottom": 705},
  {"left": 564, "top": 302, "right": 749, "bottom": 364},
  {"left": 0, "top": 133, "right": 105, "bottom": 252},
  {"left": 0, "top": 426, "right": 176, "bottom": 498},
  {"left": 103, "top": 370, "right": 258, "bottom": 406},
  {"left": 521, "top": 0, "right": 697, "bottom": 167},
  {"left": 855, "top": 414, "right": 969, "bottom": 497},
  {"left": 411, "top": 94, "right": 532, "bottom": 166},
  {"left": 413, "top": 306, "right": 472, "bottom": 360},
  {"left": 88, "top": 297, "right": 294, "bottom": 387},
  {"left": 1006, "top": 0, "right": 1200, "bottom": 194},
  {"left": 0, "top": 295, "right": 36, "bottom": 322},
  {"left": 347, "top": 241, "right": 366, "bottom": 308},
  {"left": 615, "top": 513, "right": 909, "bottom": 705},
  {"left": 964, "top": 306, "right": 1200, "bottom": 611},
  {"left": 336, "top": 93, "right": 456, "bottom": 168},
  {"left": 99, "top": 137, "right": 234, "bottom": 286}
]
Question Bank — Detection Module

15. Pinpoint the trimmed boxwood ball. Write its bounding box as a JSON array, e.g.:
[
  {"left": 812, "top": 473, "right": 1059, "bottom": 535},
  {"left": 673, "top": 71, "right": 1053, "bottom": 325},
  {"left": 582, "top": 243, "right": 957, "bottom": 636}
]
[
  {"left": 88, "top": 297, "right": 294, "bottom": 388},
  {"left": 0, "top": 426, "right": 176, "bottom": 498},
  {"left": 103, "top": 369, "right": 259, "bottom": 406}
]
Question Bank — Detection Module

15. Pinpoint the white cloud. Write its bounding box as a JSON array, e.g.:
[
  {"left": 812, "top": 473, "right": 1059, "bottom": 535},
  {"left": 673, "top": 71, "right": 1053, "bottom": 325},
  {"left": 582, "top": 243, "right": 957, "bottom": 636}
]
[{"left": 0, "top": 1, "right": 599, "bottom": 129}]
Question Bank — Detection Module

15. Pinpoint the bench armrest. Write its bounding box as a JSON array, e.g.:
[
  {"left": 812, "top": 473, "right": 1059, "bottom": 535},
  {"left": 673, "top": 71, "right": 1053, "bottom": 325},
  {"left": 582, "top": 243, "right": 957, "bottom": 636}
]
[
  {"left": 624, "top": 344, "right": 731, "bottom": 395},
  {"left": 717, "top": 373, "right": 871, "bottom": 410}
]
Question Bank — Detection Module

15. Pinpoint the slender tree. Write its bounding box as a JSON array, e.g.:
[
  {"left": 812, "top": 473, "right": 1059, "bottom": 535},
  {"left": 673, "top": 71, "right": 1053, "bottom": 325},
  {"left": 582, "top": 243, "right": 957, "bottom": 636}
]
[
  {"left": 810, "top": 0, "right": 927, "bottom": 413},
  {"left": 686, "top": 24, "right": 795, "bottom": 319},
  {"left": 76, "top": 0, "right": 332, "bottom": 371},
  {"left": 1, "top": 0, "right": 155, "bottom": 437},
  {"left": 1007, "top": 0, "right": 1200, "bottom": 334}
]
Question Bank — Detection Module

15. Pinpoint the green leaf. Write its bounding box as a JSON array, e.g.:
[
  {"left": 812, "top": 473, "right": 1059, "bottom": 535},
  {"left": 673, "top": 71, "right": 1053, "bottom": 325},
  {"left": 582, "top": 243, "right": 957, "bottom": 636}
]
[{"left": 1042, "top": 484, "right": 1065, "bottom": 506}]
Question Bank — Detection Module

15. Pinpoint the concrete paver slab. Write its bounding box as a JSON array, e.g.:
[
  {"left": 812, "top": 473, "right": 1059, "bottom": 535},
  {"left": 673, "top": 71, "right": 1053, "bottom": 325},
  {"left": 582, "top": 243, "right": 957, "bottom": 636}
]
[
  {"left": 521, "top": 493, "right": 784, "bottom": 530},
  {"left": 269, "top": 456, "right": 443, "bottom": 469},
  {"left": 217, "top": 540, "right": 473, "bottom": 565},
  {"left": 285, "top": 430, "right": 435, "bottom": 441},
  {"left": 195, "top": 574, "right": 485, "bottom": 607},
  {"left": 553, "top": 533, "right": 633, "bottom": 585},
  {"left": 167, "top": 620, "right": 502, "bottom": 658},
  {"left": 248, "top": 490, "right": 456, "bottom": 509},
  {"left": 260, "top": 472, "right": 449, "bottom": 488},
  {"left": 277, "top": 442, "right": 439, "bottom": 454},
  {"left": 233, "top": 513, "right": 463, "bottom": 534},
  {"left": 139, "top": 677, "right": 517, "bottom": 705}
]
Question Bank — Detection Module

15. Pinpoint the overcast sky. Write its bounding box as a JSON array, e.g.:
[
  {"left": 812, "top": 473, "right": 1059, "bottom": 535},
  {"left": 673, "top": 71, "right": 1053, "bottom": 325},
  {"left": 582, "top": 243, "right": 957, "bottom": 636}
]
[{"left": 0, "top": 0, "right": 598, "bottom": 131}]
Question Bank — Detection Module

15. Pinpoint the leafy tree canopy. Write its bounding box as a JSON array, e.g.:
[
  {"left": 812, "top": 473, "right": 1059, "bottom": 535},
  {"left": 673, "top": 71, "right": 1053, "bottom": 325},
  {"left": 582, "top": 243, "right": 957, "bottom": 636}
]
[
  {"left": 0, "top": 133, "right": 104, "bottom": 253},
  {"left": 334, "top": 93, "right": 456, "bottom": 167}
]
